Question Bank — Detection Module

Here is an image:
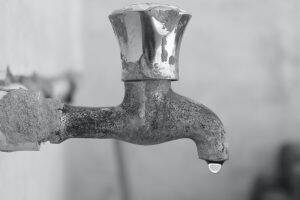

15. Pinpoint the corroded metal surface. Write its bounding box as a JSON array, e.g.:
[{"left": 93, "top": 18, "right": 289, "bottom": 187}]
[
  {"left": 109, "top": 3, "right": 191, "bottom": 81},
  {"left": 0, "top": 89, "right": 63, "bottom": 151},
  {"left": 0, "top": 3, "right": 228, "bottom": 163}
]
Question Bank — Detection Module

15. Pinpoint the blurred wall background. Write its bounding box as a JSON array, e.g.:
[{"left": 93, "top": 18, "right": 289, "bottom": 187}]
[
  {"left": 0, "top": 0, "right": 82, "bottom": 200},
  {"left": 1, "top": 0, "right": 300, "bottom": 200}
]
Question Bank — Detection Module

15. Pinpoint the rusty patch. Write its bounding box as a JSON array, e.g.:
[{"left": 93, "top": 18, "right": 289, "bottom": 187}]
[
  {"left": 169, "top": 55, "right": 176, "bottom": 65},
  {"left": 0, "top": 89, "right": 63, "bottom": 151}
]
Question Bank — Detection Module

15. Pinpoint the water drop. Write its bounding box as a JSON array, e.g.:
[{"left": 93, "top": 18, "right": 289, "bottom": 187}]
[{"left": 208, "top": 163, "right": 222, "bottom": 174}]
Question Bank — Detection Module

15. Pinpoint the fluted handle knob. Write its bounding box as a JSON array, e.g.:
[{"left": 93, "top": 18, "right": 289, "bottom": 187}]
[{"left": 109, "top": 3, "right": 191, "bottom": 81}]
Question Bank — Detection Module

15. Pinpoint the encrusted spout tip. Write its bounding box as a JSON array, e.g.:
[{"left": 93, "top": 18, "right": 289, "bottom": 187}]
[
  {"left": 193, "top": 110, "right": 228, "bottom": 162},
  {"left": 196, "top": 139, "right": 229, "bottom": 163},
  {"left": 193, "top": 111, "right": 229, "bottom": 163},
  {"left": 166, "top": 91, "right": 229, "bottom": 163}
]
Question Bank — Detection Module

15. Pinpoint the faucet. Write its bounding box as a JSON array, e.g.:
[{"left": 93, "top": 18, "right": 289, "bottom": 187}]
[{"left": 0, "top": 3, "right": 228, "bottom": 166}]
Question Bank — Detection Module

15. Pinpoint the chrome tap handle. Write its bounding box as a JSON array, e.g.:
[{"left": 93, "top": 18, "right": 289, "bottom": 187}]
[{"left": 109, "top": 3, "right": 191, "bottom": 81}]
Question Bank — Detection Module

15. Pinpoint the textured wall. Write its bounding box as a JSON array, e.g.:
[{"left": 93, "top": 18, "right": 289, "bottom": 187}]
[
  {"left": 0, "top": 0, "right": 82, "bottom": 76},
  {"left": 0, "top": 0, "right": 82, "bottom": 200},
  {"left": 66, "top": 0, "right": 300, "bottom": 200}
]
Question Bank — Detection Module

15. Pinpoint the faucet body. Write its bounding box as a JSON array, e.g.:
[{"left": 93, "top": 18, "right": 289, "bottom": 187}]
[
  {"left": 50, "top": 80, "right": 227, "bottom": 162},
  {"left": 0, "top": 3, "right": 228, "bottom": 163}
]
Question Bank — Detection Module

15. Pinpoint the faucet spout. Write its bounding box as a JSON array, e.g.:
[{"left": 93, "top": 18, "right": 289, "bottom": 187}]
[{"left": 166, "top": 91, "right": 228, "bottom": 162}]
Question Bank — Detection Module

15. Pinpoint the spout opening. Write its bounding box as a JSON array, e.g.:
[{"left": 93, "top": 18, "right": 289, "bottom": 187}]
[{"left": 195, "top": 138, "right": 229, "bottom": 163}]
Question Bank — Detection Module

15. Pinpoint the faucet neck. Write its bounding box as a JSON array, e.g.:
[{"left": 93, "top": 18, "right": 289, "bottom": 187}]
[
  {"left": 122, "top": 80, "right": 171, "bottom": 113},
  {"left": 124, "top": 80, "right": 171, "bottom": 93}
]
